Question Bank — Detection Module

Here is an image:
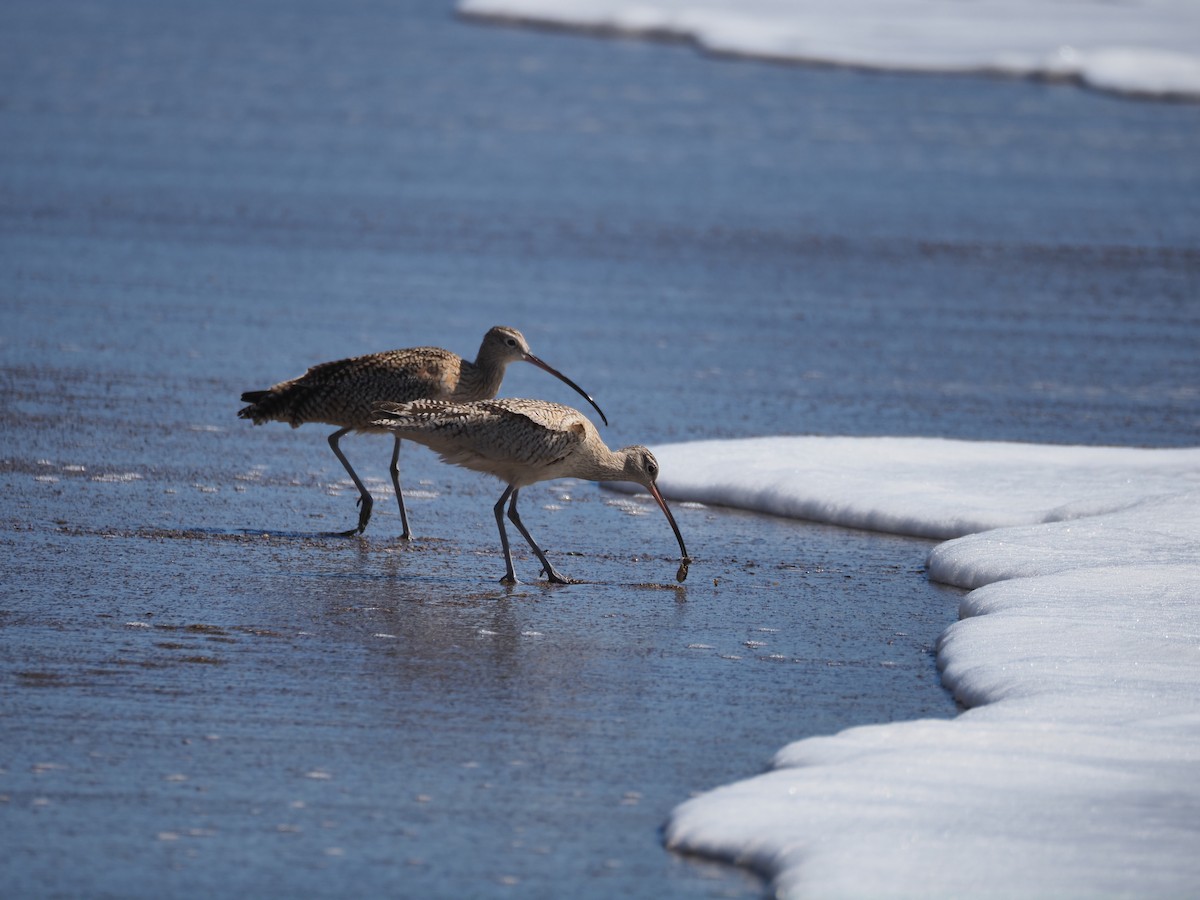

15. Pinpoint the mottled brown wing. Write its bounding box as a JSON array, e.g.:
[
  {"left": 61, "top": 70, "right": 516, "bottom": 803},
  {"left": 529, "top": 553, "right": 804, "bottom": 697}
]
[
  {"left": 373, "top": 398, "right": 587, "bottom": 470},
  {"left": 470, "top": 399, "right": 588, "bottom": 465},
  {"left": 242, "top": 347, "right": 463, "bottom": 428}
]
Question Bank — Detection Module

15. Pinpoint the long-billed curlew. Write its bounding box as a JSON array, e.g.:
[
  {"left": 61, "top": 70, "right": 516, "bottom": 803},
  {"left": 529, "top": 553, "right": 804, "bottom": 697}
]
[
  {"left": 238, "top": 326, "right": 607, "bottom": 538},
  {"left": 371, "top": 398, "right": 690, "bottom": 584}
]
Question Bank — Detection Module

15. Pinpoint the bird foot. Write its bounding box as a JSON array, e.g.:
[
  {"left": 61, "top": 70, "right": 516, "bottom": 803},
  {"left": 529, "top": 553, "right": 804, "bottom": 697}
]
[{"left": 350, "top": 496, "right": 373, "bottom": 533}]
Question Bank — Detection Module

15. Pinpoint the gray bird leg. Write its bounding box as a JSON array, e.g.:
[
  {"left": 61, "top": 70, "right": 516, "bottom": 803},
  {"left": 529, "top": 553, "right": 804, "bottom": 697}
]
[
  {"left": 494, "top": 485, "right": 520, "bottom": 583},
  {"left": 388, "top": 435, "right": 412, "bottom": 540},
  {"left": 328, "top": 428, "right": 372, "bottom": 535},
  {"left": 506, "top": 488, "right": 572, "bottom": 584}
]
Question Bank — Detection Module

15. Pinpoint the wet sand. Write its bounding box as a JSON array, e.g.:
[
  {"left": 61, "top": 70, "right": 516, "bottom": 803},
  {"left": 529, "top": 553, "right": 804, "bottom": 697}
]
[
  {"left": 2, "top": 1, "right": 1197, "bottom": 897},
  {"left": 2, "top": 489, "right": 956, "bottom": 897}
]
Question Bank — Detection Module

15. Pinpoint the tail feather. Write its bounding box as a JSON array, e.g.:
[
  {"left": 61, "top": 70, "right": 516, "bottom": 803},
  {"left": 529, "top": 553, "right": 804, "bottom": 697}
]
[
  {"left": 238, "top": 380, "right": 356, "bottom": 428},
  {"left": 238, "top": 389, "right": 278, "bottom": 422},
  {"left": 372, "top": 399, "right": 474, "bottom": 424},
  {"left": 372, "top": 400, "right": 423, "bottom": 427}
]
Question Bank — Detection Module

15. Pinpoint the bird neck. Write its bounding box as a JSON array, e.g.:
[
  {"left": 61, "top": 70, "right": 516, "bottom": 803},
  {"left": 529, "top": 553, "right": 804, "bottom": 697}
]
[
  {"left": 580, "top": 445, "right": 637, "bottom": 485},
  {"left": 458, "top": 355, "right": 508, "bottom": 400}
]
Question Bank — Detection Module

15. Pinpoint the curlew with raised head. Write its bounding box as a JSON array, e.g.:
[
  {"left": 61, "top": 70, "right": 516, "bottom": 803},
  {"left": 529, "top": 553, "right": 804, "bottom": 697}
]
[
  {"left": 238, "top": 326, "right": 607, "bottom": 538},
  {"left": 371, "top": 397, "right": 690, "bottom": 584}
]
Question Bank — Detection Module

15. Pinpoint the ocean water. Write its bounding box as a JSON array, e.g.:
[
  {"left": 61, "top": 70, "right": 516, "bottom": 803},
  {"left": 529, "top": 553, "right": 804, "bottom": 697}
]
[{"left": 1, "top": 1, "right": 1198, "bottom": 897}]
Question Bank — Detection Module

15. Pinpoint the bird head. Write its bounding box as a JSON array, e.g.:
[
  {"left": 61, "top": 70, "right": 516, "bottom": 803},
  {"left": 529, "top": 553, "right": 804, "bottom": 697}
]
[
  {"left": 481, "top": 325, "right": 609, "bottom": 426},
  {"left": 620, "top": 446, "right": 690, "bottom": 581},
  {"left": 481, "top": 326, "right": 532, "bottom": 365},
  {"left": 620, "top": 446, "right": 661, "bottom": 488}
]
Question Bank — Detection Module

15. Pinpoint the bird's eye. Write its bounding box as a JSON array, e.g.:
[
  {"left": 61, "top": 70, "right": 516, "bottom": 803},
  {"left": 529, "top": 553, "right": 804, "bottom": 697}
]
[{"left": 506, "top": 338, "right": 518, "bottom": 347}]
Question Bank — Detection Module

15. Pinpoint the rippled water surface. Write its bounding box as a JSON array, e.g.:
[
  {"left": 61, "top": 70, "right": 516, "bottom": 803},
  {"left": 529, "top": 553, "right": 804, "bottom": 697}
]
[{"left": 2, "top": 1, "right": 1197, "bottom": 897}]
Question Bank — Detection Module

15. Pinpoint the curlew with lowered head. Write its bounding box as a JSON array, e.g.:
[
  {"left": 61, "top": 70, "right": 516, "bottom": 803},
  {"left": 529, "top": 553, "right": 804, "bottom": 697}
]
[
  {"left": 371, "top": 397, "right": 690, "bottom": 584},
  {"left": 238, "top": 326, "right": 607, "bottom": 538}
]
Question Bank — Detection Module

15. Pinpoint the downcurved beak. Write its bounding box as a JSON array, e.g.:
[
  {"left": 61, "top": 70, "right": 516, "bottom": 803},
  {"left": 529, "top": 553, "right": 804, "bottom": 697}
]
[
  {"left": 523, "top": 353, "right": 609, "bottom": 427},
  {"left": 647, "top": 482, "right": 691, "bottom": 583}
]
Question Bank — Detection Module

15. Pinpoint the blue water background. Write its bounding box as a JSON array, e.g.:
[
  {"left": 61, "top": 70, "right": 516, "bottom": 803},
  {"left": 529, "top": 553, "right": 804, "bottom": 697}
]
[{"left": 1, "top": 2, "right": 1197, "bottom": 897}]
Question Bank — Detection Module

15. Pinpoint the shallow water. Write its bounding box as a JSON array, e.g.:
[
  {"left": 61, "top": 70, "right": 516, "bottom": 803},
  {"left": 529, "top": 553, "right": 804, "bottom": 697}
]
[
  {"left": 1, "top": 494, "right": 955, "bottom": 898},
  {"left": 2, "top": 1, "right": 1198, "bottom": 897}
]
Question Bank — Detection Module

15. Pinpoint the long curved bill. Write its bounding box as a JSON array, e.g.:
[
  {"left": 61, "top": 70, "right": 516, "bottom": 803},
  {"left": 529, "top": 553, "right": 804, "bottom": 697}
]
[
  {"left": 524, "top": 353, "right": 609, "bottom": 427},
  {"left": 647, "top": 482, "right": 691, "bottom": 583}
]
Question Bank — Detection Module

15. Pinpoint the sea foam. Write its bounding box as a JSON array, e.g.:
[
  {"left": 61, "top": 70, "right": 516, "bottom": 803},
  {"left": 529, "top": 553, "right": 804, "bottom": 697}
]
[
  {"left": 460, "top": 0, "right": 1200, "bottom": 99},
  {"left": 629, "top": 436, "right": 1200, "bottom": 897}
]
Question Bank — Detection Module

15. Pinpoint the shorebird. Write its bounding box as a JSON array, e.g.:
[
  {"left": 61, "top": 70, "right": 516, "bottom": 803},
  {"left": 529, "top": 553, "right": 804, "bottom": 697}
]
[
  {"left": 371, "top": 398, "right": 690, "bottom": 584},
  {"left": 238, "top": 326, "right": 607, "bottom": 538}
]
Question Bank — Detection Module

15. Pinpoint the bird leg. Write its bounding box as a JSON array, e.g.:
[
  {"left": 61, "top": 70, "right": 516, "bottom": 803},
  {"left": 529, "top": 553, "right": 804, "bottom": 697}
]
[
  {"left": 506, "top": 488, "right": 572, "bottom": 584},
  {"left": 328, "top": 428, "right": 372, "bottom": 535},
  {"left": 493, "top": 485, "right": 520, "bottom": 584},
  {"left": 388, "top": 436, "right": 412, "bottom": 540}
]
